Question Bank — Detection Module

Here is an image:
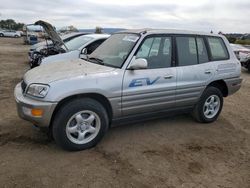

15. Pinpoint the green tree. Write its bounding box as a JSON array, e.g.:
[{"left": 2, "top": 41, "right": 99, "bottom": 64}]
[{"left": 0, "top": 19, "right": 24, "bottom": 30}]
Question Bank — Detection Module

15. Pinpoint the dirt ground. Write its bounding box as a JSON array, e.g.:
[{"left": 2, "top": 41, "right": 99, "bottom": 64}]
[{"left": 0, "top": 37, "right": 249, "bottom": 188}]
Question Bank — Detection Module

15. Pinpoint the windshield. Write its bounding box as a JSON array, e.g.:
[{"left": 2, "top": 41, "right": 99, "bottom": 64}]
[
  {"left": 88, "top": 33, "right": 140, "bottom": 68},
  {"left": 64, "top": 35, "right": 93, "bottom": 51}
]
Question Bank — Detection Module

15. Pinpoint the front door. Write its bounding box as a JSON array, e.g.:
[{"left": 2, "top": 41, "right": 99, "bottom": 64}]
[{"left": 122, "top": 35, "right": 177, "bottom": 116}]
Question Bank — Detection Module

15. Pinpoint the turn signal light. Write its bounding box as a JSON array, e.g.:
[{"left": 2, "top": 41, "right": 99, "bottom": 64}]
[{"left": 31, "top": 109, "right": 43, "bottom": 117}]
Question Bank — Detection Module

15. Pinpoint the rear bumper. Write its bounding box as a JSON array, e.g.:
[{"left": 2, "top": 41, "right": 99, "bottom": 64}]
[
  {"left": 15, "top": 83, "right": 57, "bottom": 127},
  {"left": 224, "top": 77, "right": 242, "bottom": 96}
]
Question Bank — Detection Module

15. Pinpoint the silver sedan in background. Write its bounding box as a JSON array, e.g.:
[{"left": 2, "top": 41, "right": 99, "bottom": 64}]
[{"left": 0, "top": 30, "right": 21, "bottom": 37}]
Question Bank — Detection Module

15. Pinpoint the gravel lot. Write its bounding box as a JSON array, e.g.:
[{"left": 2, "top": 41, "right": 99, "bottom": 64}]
[{"left": 0, "top": 37, "right": 249, "bottom": 188}]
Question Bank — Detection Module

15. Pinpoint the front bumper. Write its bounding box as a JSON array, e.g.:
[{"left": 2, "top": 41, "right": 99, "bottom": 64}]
[
  {"left": 224, "top": 77, "right": 242, "bottom": 96},
  {"left": 14, "top": 83, "right": 57, "bottom": 127}
]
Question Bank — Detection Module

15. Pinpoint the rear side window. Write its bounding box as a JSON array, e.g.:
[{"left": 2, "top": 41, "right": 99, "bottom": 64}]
[
  {"left": 207, "top": 37, "right": 229, "bottom": 60},
  {"left": 176, "top": 37, "right": 198, "bottom": 66},
  {"left": 197, "top": 37, "right": 209, "bottom": 63}
]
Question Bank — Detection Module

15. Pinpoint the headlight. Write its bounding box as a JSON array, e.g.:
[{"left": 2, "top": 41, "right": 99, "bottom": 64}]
[{"left": 26, "top": 84, "right": 50, "bottom": 98}]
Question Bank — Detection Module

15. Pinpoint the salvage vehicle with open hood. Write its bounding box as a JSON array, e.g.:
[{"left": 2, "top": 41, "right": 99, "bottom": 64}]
[
  {"left": 39, "top": 33, "right": 110, "bottom": 66},
  {"left": 230, "top": 43, "right": 250, "bottom": 72},
  {"left": 28, "top": 32, "right": 88, "bottom": 59},
  {"left": 29, "top": 20, "right": 90, "bottom": 68},
  {"left": 15, "top": 29, "right": 242, "bottom": 151}
]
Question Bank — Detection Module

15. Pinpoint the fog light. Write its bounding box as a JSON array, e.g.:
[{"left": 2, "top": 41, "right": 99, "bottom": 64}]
[
  {"left": 31, "top": 109, "right": 43, "bottom": 117},
  {"left": 22, "top": 106, "right": 32, "bottom": 116}
]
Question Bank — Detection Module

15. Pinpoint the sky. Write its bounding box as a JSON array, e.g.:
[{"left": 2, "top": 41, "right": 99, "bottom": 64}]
[{"left": 0, "top": 0, "right": 249, "bottom": 33}]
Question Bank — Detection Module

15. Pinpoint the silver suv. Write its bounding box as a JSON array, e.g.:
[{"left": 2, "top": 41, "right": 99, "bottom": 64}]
[{"left": 15, "top": 29, "right": 242, "bottom": 151}]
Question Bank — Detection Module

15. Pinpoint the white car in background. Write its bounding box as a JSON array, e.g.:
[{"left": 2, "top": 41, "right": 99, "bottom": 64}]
[
  {"left": 0, "top": 30, "right": 21, "bottom": 37},
  {"left": 230, "top": 43, "right": 250, "bottom": 71},
  {"left": 41, "top": 34, "right": 110, "bottom": 65}
]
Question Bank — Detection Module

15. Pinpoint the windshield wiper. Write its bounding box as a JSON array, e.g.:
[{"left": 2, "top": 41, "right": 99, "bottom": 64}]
[{"left": 88, "top": 57, "right": 104, "bottom": 65}]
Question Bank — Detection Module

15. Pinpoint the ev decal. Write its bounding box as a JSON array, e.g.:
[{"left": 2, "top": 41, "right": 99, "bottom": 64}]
[{"left": 129, "top": 77, "right": 160, "bottom": 87}]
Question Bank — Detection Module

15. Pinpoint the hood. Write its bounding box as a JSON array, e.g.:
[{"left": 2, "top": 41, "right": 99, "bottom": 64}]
[
  {"left": 41, "top": 50, "right": 79, "bottom": 65},
  {"left": 35, "top": 20, "right": 65, "bottom": 49},
  {"left": 24, "top": 59, "right": 115, "bottom": 84}
]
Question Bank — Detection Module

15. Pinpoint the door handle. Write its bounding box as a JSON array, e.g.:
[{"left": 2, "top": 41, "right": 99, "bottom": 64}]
[
  {"left": 204, "top": 70, "right": 212, "bottom": 74},
  {"left": 164, "top": 75, "right": 173, "bottom": 79}
]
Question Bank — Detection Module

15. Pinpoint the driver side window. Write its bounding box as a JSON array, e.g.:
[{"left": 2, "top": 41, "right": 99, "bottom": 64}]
[{"left": 135, "top": 36, "right": 172, "bottom": 69}]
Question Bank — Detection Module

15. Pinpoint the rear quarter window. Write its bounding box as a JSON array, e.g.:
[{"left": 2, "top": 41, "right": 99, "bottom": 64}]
[{"left": 207, "top": 37, "right": 229, "bottom": 60}]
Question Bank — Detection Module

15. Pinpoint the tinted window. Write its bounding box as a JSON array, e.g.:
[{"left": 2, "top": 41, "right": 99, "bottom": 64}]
[
  {"left": 163, "top": 38, "right": 171, "bottom": 55},
  {"left": 207, "top": 37, "right": 228, "bottom": 60},
  {"left": 149, "top": 37, "right": 161, "bottom": 57},
  {"left": 176, "top": 37, "right": 198, "bottom": 66},
  {"left": 136, "top": 36, "right": 172, "bottom": 69},
  {"left": 136, "top": 38, "right": 153, "bottom": 58},
  {"left": 197, "top": 37, "right": 209, "bottom": 63},
  {"left": 86, "top": 39, "right": 106, "bottom": 54}
]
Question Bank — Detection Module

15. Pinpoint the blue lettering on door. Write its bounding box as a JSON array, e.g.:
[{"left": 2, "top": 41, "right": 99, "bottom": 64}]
[{"left": 129, "top": 77, "right": 160, "bottom": 87}]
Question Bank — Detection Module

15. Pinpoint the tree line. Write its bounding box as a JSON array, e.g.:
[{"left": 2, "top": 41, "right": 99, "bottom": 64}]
[{"left": 0, "top": 19, "right": 24, "bottom": 30}]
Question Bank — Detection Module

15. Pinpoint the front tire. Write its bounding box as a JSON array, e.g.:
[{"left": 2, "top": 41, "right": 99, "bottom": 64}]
[
  {"left": 52, "top": 98, "right": 109, "bottom": 151},
  {"left": 192, "top": 86, "right": 223, "bottom": 123}
]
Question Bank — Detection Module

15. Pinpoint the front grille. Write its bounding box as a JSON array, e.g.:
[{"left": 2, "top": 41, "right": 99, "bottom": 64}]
[{"left": 21, "top": 81, "right": 27, "bottom": 93}]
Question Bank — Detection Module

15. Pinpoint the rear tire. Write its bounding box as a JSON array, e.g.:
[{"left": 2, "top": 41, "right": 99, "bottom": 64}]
[
  {"left": 52, "top": 98, "right": 109, "bottom": 151},
  {"left": 0, "top": 33, "right": 4, "bottom": 37},
  {"left": 192, "top": 86, "right": 223, "bottom": 123}
]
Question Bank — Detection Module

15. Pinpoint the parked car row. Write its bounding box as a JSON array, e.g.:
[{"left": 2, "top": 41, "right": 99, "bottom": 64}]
[
  {"left": 14, "top": 21, "right": 242, "bottom": 151},
  {"left": 230, "top": 43, "right": 250, "bottom": 71}
]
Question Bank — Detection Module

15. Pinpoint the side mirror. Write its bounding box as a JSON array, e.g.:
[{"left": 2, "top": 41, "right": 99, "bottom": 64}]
[
  {"left": 127, "top": 57, "right": 148, "bottom": 70},
  {"left": 81, "top": 48, "right": 87, "bottom": 55}
]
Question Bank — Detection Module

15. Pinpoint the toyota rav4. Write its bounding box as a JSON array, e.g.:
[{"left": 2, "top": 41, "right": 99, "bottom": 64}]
[{"left": 15, "top": 29, "right": 242, "bottom": 151}]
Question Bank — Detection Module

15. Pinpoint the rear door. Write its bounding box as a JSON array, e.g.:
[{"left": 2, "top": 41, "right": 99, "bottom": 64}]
[
  {"left": 175, "top": 36, "right": 215, "bottom": 107},
  {"left": 122, "top": 35, "right": 177, "bottom": 116}
]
